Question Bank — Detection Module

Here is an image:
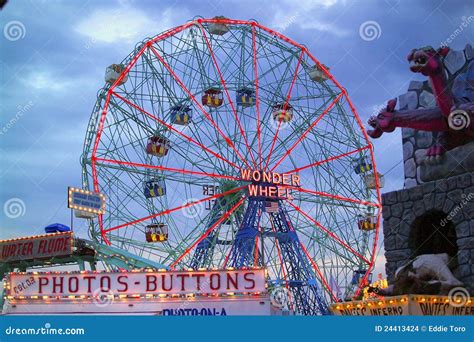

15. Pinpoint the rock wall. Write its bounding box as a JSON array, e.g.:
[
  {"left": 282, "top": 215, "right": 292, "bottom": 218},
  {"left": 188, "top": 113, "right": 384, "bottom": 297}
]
[
  {"left": 400, "top": 44, "right": 474, "bottom": 189},
  {"left": 382, "top": 172, "right": 474, "bottom": 293}
]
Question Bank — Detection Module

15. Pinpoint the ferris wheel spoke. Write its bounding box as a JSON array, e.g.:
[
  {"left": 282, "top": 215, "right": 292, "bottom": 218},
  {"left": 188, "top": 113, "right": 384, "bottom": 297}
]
[
  {"left": 288, "top": 185, "right": 379, "bottom": 208},
  {"left": 170, "top": 197, "right": 246, "bottom": 269},
  {"left": 285, "top": 145, "right": 370, "bottom": 174},
  {"left": 94, "top": 157, "right": 238, "bottom": 182},
  {"left": 251, "top": 24, "right": 263, "bottom": 170},
  {"left": 270, "top": 92, "right": 343, "bottom": 172},
  {"left": 286, "top": 200, "right": 371, "bottom": 265},
  {"left": 198, "top": 25, "right": 258, "bottom": 169},
  {"left": 296, "top": 238, "right": 338, "bottom": 302},
  {"left": 264, "top": 51, "right": 304, "bottom": 171},
  {"left": 111, "top": 91, "right": 239, "bottom": 171},
  {"left": 148, "top": 44, "right": 252, "bottom": 169},
  {"left": 104, "top": 185, "right": 246, "bottom": 234}
]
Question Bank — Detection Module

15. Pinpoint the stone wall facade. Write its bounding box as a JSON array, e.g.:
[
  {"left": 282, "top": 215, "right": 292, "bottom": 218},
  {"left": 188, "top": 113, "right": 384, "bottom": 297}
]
[{"left": 382, "top": 172, "right": 474, "bottom": 293}]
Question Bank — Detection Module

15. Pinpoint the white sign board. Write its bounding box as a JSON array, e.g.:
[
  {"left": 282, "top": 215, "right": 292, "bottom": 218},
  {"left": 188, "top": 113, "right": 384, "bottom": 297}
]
[
  {"left": 8, "top": 269, "right": 266, "bottom": 297},
  {"left": 68, "top": 187, "right": 106, "bottom": 215}
]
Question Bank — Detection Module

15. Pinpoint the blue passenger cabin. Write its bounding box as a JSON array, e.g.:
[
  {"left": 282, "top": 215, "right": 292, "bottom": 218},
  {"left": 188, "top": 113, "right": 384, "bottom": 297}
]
[
  {"left": 170, "top": 105, "right": 192, "bottom": 125},
  {"left": 236, "top": 88, "right": 255, "bottom": 107},
  {"left": 144, "top": 178, "right": 166, "bottom": 198}
]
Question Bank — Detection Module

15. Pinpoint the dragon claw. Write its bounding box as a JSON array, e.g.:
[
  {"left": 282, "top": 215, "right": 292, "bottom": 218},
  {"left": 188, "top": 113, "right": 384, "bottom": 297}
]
[{"left": 425, "top": 144, "right": 445, "bottom": 163}]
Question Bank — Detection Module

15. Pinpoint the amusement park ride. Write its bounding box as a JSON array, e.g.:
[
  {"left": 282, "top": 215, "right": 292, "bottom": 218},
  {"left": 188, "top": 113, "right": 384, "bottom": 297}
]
[{"left": 1, "top": 17, "right": 384, "bottom": 315}]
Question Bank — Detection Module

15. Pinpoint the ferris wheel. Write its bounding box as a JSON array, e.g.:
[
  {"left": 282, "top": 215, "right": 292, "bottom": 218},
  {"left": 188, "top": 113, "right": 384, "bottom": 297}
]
[{"left": 81, "top": 17, "right": 382, "bottom": 315}]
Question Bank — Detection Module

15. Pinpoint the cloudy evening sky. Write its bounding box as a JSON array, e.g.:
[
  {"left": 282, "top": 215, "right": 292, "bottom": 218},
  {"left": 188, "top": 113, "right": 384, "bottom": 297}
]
[{"left": 0, "top": 0, "right": 473, "bottom": 276}]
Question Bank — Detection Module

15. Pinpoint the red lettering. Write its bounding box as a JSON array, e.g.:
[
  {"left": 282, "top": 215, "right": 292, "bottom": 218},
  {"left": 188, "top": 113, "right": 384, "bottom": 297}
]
[
  {"left": 244, "top": 272, "right": 255, "bottom": 290},
  {"left": 100, "top": 276, "right": 111, "bottom": 291},
  {"left": 38, "top": 277, "right": 49, "bottom": 294},
  {"left": 68, "top": 277, "right": 79, "bottom": 293},
  {"left": 176, "top": 274, "right": 189, "bottom": 291},
  {"left": 210, "top": 273, "right": 221, "bottom": 291},
  {"left": 37, "top": 239, "right": 46, "bottom": 254},
  {"left": 161, "top": 274, "right": 173, "bottom": 291},
  {"left": 52, "top": 276, "right": 64, "bottom": 294},
  {"left": 146, "top": 275, "right": 157, "bottom": 291},
  {"left": 83, "top": 276, "right": 96, "bottom": 293},
  {"left": 117, "top": 275, "right": 128, "bottom": 292},
  {"left": 226, "top": 272, "right": 238, "bottom": 290},
  {"left": 192, "top": 274, "right": 205, "bottom": 291}
]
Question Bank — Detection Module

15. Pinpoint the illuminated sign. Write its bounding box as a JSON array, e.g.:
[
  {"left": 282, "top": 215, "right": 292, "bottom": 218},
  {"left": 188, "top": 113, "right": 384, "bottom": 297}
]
[
  {"left": 240, "top": 169, "right": 300, "bottom": 199},
  {"left": 0, "top": 232, "right": 74, "bottom": 263},
  {"left": 330, "top": 295, "right": 474, "bottom": 316},
  {"left": 68, "top": 187, "right": 106, "bottom": 215},
  {"left": 7, "top": 269, "right": 266, "bottom": 298},
  {"left": 4, "top": 295, "right": 272, "bottom": 315}
]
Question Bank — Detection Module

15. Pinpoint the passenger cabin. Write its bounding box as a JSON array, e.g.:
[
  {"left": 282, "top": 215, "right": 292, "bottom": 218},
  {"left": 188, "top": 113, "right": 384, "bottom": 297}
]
[
  {"left": 144, "top": 178, "right": 166, "bottom": 198},
  {"left": 146, "top": 135, "right": 170, "bottom": 157},
  {"left": 236, "top": 88, "right": 255, "bottom": 107},
  {"left": 202, "top": 88, "right": 224, "bottom": 107},
  {"left": 208, "top": 16, "right": 230, "bottom": 35},
  {"left": 272, "top": 103, "right": 293, "bottom": 123},
  {"left": 105, "top": 64, "right": 128, "bottom": 86},
  {"left": 170, "top": 105, "right": 192, "bottom": 125},
  {"left": 353, "top": 157, "right": 373, "bottom": 175},
  {"left": 308, "top": 64, "right": 329, "bottom": 83},
  {"left": 145, "top": 223, "right": 168, "bottom": 243},
  {"left": 357, "top": 214, "right": 377, "bottom": 231},
  {"left": 351, "top": 269, "right": 373, "bottom": 285},
  {"left": 364, "top": 172, "right": 385, "bottom": 190}
]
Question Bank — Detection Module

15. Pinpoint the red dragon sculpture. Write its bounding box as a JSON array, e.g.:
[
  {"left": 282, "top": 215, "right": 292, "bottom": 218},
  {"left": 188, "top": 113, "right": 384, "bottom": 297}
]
[{"left": 367, "top": 46, "right": 473, "bottom": 159}]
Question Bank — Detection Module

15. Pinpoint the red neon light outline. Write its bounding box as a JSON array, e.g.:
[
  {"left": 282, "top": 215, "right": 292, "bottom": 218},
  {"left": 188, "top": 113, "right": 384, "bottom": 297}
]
[
  {"left": 111, "top": 92, "right": 240, "bottom": 171},
  {"left": 298, "top": 239, "right": 338, "bottom": 302},
  {"left": 264, "top": 51, "right": 304, "bottom": 171},
  {"left": 289, "top": 185, "right": 380, "bottom": 208},
  {"left": 285, "top": 145, "right": 370, "bottom": 174},
  {"left": 252, "top": 24, "right": 263, "bottom": 170},
  {"left": 270, "top": 92, "right": 344, "bottom": 172},
  {"left": 104, "top": 186, "right": 246, "bottom": 234},
  {"left": 199, "top": 25, "right": 258, "bottom": 169},
  {"left": 148, "top": 44, "right": 251, "bottom": 169},
  {"left": 89, "top": 18, "right": 380, "bottom": 298},
  {"left": 170, "top": 197, "right": 246, "bottom": 269},
  {"left": 95, "top": 158, "right": 239, "bottom": 182},
  {"left": 286, "top": 200, "right": 370, "bottom": 264}
]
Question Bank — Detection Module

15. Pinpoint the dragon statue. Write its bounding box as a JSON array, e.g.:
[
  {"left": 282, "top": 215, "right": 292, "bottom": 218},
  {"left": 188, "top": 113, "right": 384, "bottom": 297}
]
[{"left": 367, "top": 46, "right": 474, "bottom": 160}]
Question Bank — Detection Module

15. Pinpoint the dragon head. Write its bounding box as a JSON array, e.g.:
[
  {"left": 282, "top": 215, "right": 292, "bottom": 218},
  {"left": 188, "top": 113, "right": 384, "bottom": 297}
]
[{"left": 407, "top": 46, "right": 449, "bottom": 76}]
